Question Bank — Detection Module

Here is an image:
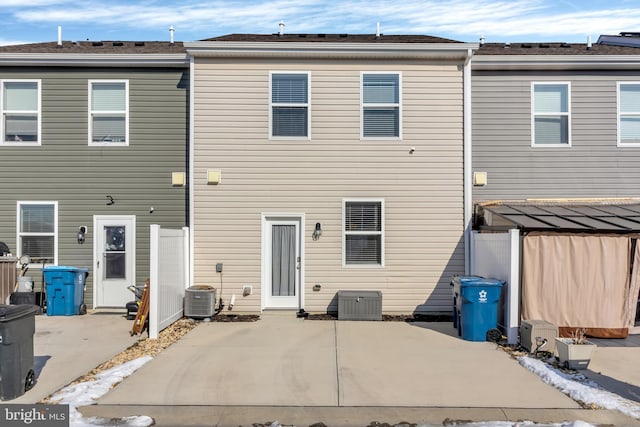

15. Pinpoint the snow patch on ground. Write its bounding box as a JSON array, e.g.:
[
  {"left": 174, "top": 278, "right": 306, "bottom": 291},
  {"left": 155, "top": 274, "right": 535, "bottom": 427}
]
[
  {"left": 519, "top": 356, "right": 640, "bottom": 420},
  {"left": 48, "top": 355, "right": 154, "bottom": 427}
]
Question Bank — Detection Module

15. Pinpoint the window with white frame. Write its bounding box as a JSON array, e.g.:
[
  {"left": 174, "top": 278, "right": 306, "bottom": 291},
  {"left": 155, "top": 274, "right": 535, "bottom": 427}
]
[
  {"left": 343, "top": 199, "right": 384, "bottom": 266},
  {"left": 532, "top": 83, "right": 570, "bottom": 146},
  {"left": 89, "top": 81, "right": 128, "bottom": 145},
  {"left": 2, "top": 80, "right": 40, "bottom": 144},
  {"left": 17, "top": 202, "right": 57, "bottom": 265},
  {"left": 270, "top": 72, "right": 309, "bottom": 138},
  {"left": 362, "top": 73, "right": 400, "bottom": 138},
  {"left": 618, "top": 83, "right": 640, "bottom": 146}
]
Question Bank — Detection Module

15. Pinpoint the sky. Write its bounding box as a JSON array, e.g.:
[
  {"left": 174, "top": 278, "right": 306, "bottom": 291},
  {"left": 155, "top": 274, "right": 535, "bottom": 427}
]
[
  {"left": 48, "top": 353, "right": 640, "bottom": 427},
  {"left": 1, "top": 0, "right": 640, "bottom": 46}
]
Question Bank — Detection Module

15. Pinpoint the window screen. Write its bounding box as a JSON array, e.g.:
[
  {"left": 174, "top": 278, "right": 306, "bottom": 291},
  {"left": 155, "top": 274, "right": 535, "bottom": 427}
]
[
  {"left": 344, "top": 200, "right": 383, "bottom": 265},
  {"left": 18, "top": 203, "right": 55, "bottom": 261},
  {"left": 271, "top": 73, "right": 309, "bottom": 137},
  {"left": 3, "top": 81, "right": 39, "bottom": 143},
  {"left": 533, "top": 83, "right": 570, "bottom": 145},
  {"left": 619, "top": 83, "right": 640, "bottom": 145},
  {"left": 90, "top": 82, "right": 127, "bottom": 143},
  {"left": 363, "top": 74, "right": 400, "bottom": 138}
]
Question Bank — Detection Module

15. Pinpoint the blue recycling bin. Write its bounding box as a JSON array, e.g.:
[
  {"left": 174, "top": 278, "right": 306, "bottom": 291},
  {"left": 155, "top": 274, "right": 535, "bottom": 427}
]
[
  {"left": 458, "top": 278, "right": 504, "bottom": 342},
  {"left": 43, "top": 266, "right": 89, "bottom": 316},
  {"left": 450, "top": 276, "right": 483, "bottom": 330}
]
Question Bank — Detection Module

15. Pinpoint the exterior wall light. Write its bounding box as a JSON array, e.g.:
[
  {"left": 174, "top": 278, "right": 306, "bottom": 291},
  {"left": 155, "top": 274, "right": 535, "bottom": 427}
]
[
  {"left": 77, "top": 226, "right": 87, "bottom": 244},
  {"left": 312, "top": 222, "right": 322, "bottom": 240}
]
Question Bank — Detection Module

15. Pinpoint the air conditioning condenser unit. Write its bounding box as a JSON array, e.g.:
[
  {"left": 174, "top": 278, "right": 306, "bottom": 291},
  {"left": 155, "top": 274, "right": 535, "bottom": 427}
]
[{"left": 184, "top": 286, "right": 216, "bottom": 318}]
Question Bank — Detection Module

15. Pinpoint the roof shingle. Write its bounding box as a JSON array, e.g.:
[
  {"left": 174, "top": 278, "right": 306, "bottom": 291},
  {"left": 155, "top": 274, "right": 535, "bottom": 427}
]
[
  {"left": 202, "top": 33, "right": 462, "bottom": 44},
  {"left": 0, "top": 41, "right": 185, "bottom": 54},
  {"left": 477, "top": 42, "right": 640, "bottom": 55}
]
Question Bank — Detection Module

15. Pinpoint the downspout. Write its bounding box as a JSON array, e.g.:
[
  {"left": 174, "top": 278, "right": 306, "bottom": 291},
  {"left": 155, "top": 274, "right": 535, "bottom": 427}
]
[
  {"left": 188, "top": 55, "right": 195, "bottom": 287},
  {"left": 463, "top": 48, "right": 473, "bottom": 275}
]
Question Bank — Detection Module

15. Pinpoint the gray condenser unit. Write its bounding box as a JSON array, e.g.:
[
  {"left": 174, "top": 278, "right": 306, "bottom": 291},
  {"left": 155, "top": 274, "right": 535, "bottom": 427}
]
[
  {"left": 184, "top": 286, "right": 216, "bottom": 318},
  {"left": 337, "top": 290, "right": 382, "bottom": 321}
]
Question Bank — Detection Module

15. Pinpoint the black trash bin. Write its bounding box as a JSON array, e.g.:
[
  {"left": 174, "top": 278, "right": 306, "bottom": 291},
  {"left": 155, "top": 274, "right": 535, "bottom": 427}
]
[{"left": 0, "top": 304, "right": 37, "bottom": 400}]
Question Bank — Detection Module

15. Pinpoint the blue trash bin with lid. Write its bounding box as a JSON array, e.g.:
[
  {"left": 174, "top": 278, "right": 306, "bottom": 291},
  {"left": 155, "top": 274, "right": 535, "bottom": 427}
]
[
  {"left": 458, "top": 278, "right": 504, "bottom": 342},
  {"left": 451, "top": 276, "right": 484, "bottom": 331},
  {"left": 43, "top": 266, "right": 89, "bottom": 316}
]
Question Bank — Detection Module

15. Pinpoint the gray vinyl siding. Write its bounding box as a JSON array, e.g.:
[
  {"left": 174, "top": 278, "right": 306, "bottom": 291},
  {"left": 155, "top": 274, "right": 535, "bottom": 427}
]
[
  {"left": 193, "top": 59, "right": 465, "bottom": 315},
  {"left": 0, "top": 67, "right": 189, "bottom": 307},
  {"left": 472, "top": 70, "right": 640, "bottom": 202}
]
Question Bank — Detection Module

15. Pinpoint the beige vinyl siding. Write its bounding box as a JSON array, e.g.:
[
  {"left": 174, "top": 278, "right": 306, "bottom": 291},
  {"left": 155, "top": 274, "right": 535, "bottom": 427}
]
[
  {"left": 472, "top": 71, "right": 640, "bottom": 202},
  {"left": 0, "top": 67, "right": 188, "bottom": 306},
  {"left": 193, "top": 59, "right": 464, "bottom": 314}
]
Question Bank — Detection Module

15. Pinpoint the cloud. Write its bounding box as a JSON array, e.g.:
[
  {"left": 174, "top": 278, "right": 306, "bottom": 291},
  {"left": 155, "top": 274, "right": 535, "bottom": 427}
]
[
  {"left": 4, "top": 0, "right": 640, "bottom": 43},
  {"left": 0, "top": 0, "right": 65, "bottom": 6}
]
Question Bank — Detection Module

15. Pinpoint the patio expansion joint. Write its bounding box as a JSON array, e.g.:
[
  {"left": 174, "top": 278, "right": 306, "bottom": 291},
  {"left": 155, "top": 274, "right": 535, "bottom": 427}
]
[{"left": 333, "top": 320, "right": 341, "bottom": 407}]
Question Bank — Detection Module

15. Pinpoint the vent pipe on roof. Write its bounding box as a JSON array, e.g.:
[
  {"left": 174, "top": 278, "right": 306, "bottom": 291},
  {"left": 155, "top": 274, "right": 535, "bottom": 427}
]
[
  {"left": 57, "top": 26, "right": 62, "bottom": 47},
  {"left": 279, "top": 20, "right": 285, "bottom": 36},
  {"left": 479, "top": 35, "right": 485, "bottom": 46},
  {"left": 169, "top": 25, "right": 175, "bottom": 45},
  {"left": 587, "top": 35, "right": 592, "bottom": 50},
  {"left": 376, "top": 22, "right": 381, "bottom": 39}
]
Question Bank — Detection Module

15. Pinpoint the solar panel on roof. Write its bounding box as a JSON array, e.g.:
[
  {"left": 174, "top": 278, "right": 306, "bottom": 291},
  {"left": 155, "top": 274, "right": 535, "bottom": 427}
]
[
  {"left": 501, "top": 214, "right": 556, "bottom": 228},
  {"left": 539, "top": 216, "right": 591, "bottom": 229}
]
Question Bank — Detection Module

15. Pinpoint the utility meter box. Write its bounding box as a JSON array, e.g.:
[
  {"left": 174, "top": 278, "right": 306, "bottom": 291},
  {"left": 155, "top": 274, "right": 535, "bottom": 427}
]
[{"left": 520, "top": 319, "right": 558, "bottom": 354}]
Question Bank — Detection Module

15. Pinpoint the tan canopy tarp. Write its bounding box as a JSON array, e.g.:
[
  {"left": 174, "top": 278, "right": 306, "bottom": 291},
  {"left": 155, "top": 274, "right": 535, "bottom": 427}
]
[{"left": 522, "top": 233, "right": 640, "bottom": 338}]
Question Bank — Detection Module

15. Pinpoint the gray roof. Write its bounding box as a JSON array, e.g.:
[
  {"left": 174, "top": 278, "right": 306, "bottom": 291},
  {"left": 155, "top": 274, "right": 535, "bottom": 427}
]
[
  {"left": 476, "top": 42, "right": 640, "bottom": 56},
  {"left": 202, "top": 33, "right": 462, "bottom": 44},
  {"left": 476, "top": 200, "right": 640, "bottom": 232},
  {"left": 0, "top": 41, "right": 185, "bottom": 54}
]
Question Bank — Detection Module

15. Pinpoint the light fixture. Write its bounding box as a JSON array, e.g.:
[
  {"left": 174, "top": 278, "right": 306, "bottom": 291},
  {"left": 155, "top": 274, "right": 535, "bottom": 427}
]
[
  {"left": 207, "top": 170, "right": 221, "bottom": 185},
  {"left": 473, "top": 172, "right": 488, "bottom": 187},
  {"left": 312, "top": 222, "right": 322, "bottom": 240},
  {"left": 172, "top": 172, "right": 185, "bottom": 187},
  {"left": 77, "top": 226, "right": 87, "bottom": 244}
]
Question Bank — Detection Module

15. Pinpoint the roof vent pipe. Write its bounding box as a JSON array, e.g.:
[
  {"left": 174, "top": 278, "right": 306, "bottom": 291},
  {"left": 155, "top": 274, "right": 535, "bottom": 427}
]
[
  {"left": 169, "top": 25, "right": 175, "bottom": 45},
  {"left": 587, "top": 35, "right": 592, "bottom": 50},
  {"left": 376, "top": 22, "right": 381, "bottom": 39},
  {"left": 279, "top": 20, "right": 285, "bottom": 36},
  {"left": 479, "top": 35, "right": 485, "bottom": 45},
  {"left": 57, "top": 26, "right": 62, "bottom": 47}
]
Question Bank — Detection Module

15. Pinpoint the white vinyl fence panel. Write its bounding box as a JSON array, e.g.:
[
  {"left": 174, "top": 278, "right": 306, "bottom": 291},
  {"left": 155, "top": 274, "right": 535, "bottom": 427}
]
[
  {"left": 149, "top": 225, "right": 189, "bottom": 339},
  {"left": 470, "top": 229, "right": 520, "bottom": 344}
]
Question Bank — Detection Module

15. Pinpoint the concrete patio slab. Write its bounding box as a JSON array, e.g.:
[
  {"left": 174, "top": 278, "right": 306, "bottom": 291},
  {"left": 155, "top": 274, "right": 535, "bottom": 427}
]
[
  {"left": 97, "top": 314, "right": 578, "bottom": 409},
  {"left": 9, "top": 309, "right": 140, "bottom": 404}
]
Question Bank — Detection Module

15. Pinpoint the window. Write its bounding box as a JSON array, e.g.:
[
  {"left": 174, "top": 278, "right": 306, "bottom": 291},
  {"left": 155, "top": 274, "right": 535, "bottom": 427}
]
[
  {"left": 2, "top": 80, "right": 40, "bottom": 145},
  {"left": 343, "top": 199, "right": 384, "bottom": 267},
  {"left": 618, "top": 83, "right": 640, "bottom": 146},
  {"left": 89, "top": 81, "right": 128, "bottom": 145},
  {"left": 532, "top": 83, "right": 570, "bottom": 146},
  {"left": 362, "top": 73, "right": 401, "bottom": 138},
  {"left": 270, "top": 72, "right": 309, "bottom": 138},
  {"left": 17, "top": 202, "right": 57, "bottom": 265}
]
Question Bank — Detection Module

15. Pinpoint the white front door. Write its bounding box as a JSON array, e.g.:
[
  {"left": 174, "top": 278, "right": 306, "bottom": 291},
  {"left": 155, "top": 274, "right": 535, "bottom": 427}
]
[
  {"left": 94, "top": 215, "right": 136, "bottom": 307},
  {"left": 263, "top": 216, "right": 303, "bottom": 309}
]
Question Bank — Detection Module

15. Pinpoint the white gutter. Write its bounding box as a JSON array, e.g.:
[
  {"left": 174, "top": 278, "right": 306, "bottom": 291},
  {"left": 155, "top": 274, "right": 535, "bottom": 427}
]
[
  {"left": 188, "top": 55, "right": 195, "bottom": 287},
  {"left": 463, "top": 48, "right": 473, "bottom": 275},
  {"left": 185, "top": 41, "right": 478, "bottom": 61},
  {"left": 473, "top": 54, "right": 640, "bottom": 71}
]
